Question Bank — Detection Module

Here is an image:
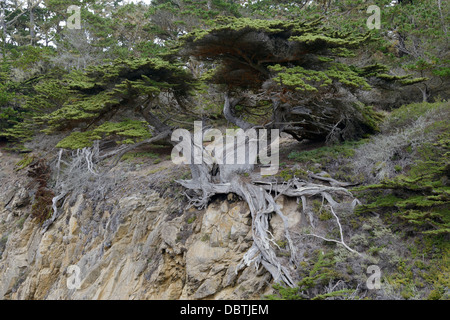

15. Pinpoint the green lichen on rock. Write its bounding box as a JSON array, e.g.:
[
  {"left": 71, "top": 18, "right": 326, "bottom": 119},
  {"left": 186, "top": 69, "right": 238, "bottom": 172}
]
[
  {"left": 15, "top": 154, "right": 35, "bottom": 171},
  {"left": 266, "top": 250, "right": 352, "bottom": 300}
]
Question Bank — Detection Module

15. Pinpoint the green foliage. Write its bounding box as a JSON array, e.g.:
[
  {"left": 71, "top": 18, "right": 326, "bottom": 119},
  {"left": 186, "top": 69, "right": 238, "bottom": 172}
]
[
  {"left": 179, "top": 17, "right": 379, "bottom": 90},
  {"left": 381, "top": 235, "right": 450, "bottom": 300},
  {"left": 0, "top": 61, "right": 20, "bottom": 132},
  {"left": 55, "top": 132, "right": 100, "bottom": 150},
  {"left": 1, "top": 73, "right": 81, "bottom": 147},
  {"left": 56, "top": 120, "right": 152, "bottom": 150},
  {"left": 179, "top": 15, "right": 408, "bottom": 141},
  {"left": 354, "top": 103, "right": 385, "bottom": 133},
  {"left": 15, "top": 154, "right": 35, "bottom": 171},
  {"left": 9, "top": 46, "right": 54, "bottom": 76},
  {"left": 94, "top": 120, "right": 152, "bottom": 140},
  {"left": 266, "top": 250, "right": 352, "bottom": 300},
  {"left": 316, "top": 202, "right": 332, "bottom": 221},
  {"left": 0, "top": 56, "right": 51, "bottom": 146},
  {"left": 1, "top": 0, "right": 440, "bottom": 149},
  {"left": 354, "top": 102, "right": 450, "bottom": 236},
  {"left": 383, "top": 0, "right": 449, "bottom": 76},
  {"left": 187, "top": 216, "right": 197, "bottom": 224},
  {"left": 382, "top": 101, "right": 449, "bottom": 132},
  {"left": 120, "top": 151, "right": 160, "bottom": 162},
  {"left": 147, "top": 0, "right": 241, "bottom": 41},
  {"left": 278, "top": 169, "right": 308, "bottom": 181},
  {"left": 0, "top": 56, "right": 195, "bottom": 149},
  {"left": 270, "top": 63, "right": 371, "bottom": 92},
  {"left": 0, "top": 106, "right": 19, "bottom": 131},
  {"left": 288, "top": 140, "right": 366, "bottom": 166},
  {"left": 0, "top": 84, "right": 15, "bottom": 106}
]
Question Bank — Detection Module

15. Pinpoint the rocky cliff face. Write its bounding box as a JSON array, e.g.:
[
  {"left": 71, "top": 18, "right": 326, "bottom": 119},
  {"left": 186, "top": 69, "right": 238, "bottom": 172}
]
[
  {"left": 0, "top": 151, "right": 286, "bottom": 300},
  {"left": 2, "top": 101, "right": 448, "bottom": 301}
]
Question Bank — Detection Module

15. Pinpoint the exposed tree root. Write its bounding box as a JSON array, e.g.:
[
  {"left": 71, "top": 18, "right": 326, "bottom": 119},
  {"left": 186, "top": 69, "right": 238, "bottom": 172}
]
[
  {"left": 177, "top": 170, "right": 360, "bottom": 287},
  {"left": 41, "top": 129, "right": 174, "bottom": 232},
  {"left": 304, "top": 205, "right": 360, "bottom": 255},
  {"left": 42, "top": 143, "right": 103, "bottom": 233},
  {"left": 42, "top": 106, "right": 361, "bottom": 288},
  {"left": 168, "top": 100, "right": 362, "bottom": 286}
]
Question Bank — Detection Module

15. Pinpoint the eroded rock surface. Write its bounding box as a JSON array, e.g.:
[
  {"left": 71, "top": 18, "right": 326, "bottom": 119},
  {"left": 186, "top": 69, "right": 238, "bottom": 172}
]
[{"left": 0, "top": 153, "right": 289, "bottom": 299}]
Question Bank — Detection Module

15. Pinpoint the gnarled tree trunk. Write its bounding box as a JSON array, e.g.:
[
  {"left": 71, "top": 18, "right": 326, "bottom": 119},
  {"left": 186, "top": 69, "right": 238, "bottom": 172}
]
[
  {"left": 44, "top": 95, "right": 361, "bottom": 287},
  {"left": 174, "top": 95, "right": 361, "bottom": 286}
]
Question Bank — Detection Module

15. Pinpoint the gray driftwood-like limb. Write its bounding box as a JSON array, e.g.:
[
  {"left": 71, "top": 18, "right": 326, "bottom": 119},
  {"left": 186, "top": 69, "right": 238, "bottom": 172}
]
[
  {"left": 223, "top": 93, "right": 252, "bottom": 130},
  {"left": 41, "top": 190, "right": 67, "bottom": 234},
  {"left": 255, "top": 179, "right": 353, "bottom": 199},
  {"left": 178, "top": 171, "right": 297, "bottom": 286},
  {"left": 43, "top": 143, "right": 105, "bottom": 233},
  {"left": 309, "top": 172, "right": 357, "bottom": 187},
  {"left": 177, "top": 153, "right": 362, "bottom": 286},
  {"left": 174, "top": 94, "right": 362, "bottom": 286},
  {"left": 179, "top": 167, "right": 362, "bottom": 286},
  {"left": 178, "top": 156, "right": 361, "bottom": 284},
  {"left": 107, "top": 130, "right": 172, "bottom": 168},
  {"left": 305, "top": 205, "right": 360, "bottom": 255}
]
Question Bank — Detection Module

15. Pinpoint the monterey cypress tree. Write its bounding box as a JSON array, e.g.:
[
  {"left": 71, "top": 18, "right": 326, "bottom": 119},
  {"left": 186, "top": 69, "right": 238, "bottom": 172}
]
[
  {"left": 177, "top": 17, "right": 424, "bottom": 141},
  {"left": 3, "top": 57, "right": 194, "bottom": 150}
]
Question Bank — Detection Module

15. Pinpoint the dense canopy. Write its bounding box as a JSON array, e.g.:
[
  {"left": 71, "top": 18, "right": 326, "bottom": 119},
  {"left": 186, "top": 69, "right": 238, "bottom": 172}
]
[{"left": 177, "top": 17, "right": 424, "bottom": 141}]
